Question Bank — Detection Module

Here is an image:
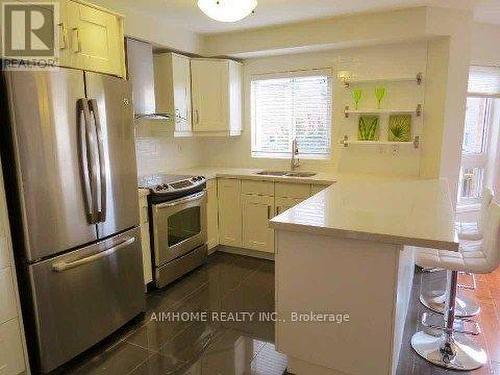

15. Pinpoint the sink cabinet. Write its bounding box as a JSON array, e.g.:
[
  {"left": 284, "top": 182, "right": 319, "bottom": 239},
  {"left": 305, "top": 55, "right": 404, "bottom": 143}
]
[
  {"left": 214, "top": 177, "right": 332, "bottom": 255},
  {"left": 242, "top": 195, "right": 275, "bottom": 253},
  {"left": 275, "top": 197, "right": 304, "bottom": 216}
]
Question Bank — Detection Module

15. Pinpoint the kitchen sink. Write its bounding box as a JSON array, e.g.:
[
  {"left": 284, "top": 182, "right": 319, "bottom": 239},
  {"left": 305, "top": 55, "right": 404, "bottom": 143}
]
[
  {"left": 256, "top": 171, "right": 317, "bottom": 177},
  {"left": 285, "top": 172, "right": 317, "bottom": 177},
  {"left": 255, "top": 171, "right": 289, "bottom": 176}
]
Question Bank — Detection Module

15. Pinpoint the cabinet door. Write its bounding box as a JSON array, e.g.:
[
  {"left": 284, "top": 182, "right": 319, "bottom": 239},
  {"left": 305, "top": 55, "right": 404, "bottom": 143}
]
[
  {"left": 242, "top": 195, "right": 275, "bottom": 253},
  {"left": 218, "top": 179, "right": 241, "bottom": 246},
  {"left": 191, "top": 59, "right": 229, "bottom": 132},
  {"left": 206, "top": 180, "right": 219, "bottom": 253},
  {"left": 275, "top": 197, "right": 304, "bottom": 217},
  {"left": 172, "top": 54, "right": 192, "bottom": 134},
  {"left": 67, "top": 1, "right": 124, "bottom": 77}
]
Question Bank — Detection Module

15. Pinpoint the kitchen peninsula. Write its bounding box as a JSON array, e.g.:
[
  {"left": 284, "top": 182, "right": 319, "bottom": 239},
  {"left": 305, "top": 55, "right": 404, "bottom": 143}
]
[{"left": 270, "top": 176, "right": 458, "bottom": 375}]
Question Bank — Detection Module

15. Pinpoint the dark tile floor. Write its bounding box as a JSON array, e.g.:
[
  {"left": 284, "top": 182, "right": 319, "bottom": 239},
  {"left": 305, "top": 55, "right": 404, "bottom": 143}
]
[
  {"left": 55, "top": 252, "right": 498, "bottom": 375},
  {"left": 398, "top": 267, "right": 500, "bottom": 375},
  {"left": 57, "top": 252, "right": 284, "bottom": 375}
]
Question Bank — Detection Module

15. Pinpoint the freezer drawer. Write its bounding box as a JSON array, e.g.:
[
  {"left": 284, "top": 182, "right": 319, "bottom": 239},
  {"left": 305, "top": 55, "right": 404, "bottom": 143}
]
[{"left": 28, "top": 227, "right": 145, "bottom": 373}]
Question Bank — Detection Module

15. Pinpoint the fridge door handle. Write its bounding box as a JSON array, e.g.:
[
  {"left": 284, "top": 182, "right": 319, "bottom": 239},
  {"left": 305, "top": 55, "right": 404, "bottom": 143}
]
[
  {"left": 77, "top": 99, "right": 98, "bottom": 223},
  {"left": 52, "top": 237, "right": 136, "bottom": 272},
  {"left": 89, "top": 99, "right": 107, "bottom": 223}
]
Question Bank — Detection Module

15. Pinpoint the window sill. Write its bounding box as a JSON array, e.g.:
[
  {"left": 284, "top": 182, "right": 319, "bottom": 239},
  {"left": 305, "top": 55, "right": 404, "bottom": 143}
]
[{"left": 251, "top": 152, "right": 331, "bottom": 160}]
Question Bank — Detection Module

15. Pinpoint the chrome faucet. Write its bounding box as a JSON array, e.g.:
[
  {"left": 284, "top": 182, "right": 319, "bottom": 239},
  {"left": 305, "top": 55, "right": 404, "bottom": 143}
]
[{"left": 290, "top": 138, "right": 300, "bottom": 171}]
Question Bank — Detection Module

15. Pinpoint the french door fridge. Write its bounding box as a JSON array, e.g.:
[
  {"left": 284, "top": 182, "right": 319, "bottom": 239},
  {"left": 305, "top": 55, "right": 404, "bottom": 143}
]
[{"left": 0, "top": 68, "right": 145, "bottom": 373}]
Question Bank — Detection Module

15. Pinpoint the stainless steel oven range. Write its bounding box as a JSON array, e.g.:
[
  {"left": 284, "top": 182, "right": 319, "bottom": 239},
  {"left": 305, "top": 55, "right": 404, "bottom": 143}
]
[{"left": 139, "top": 174, "right": 207, "bottom": 288}]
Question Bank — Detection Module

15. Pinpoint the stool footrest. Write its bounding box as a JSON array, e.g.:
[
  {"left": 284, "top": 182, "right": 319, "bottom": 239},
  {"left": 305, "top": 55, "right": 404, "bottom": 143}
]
[{"left": 421, "top": 312, "right": 481, "bottom": 335}]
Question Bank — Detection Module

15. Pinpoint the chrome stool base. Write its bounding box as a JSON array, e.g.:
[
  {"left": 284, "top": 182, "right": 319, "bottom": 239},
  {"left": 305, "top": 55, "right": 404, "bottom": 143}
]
[
  {"left": 420, "top": 292, "right": 480, "bottom": 317},
  {"left": 411, "top": 331, "right": 487, "bottom": 371}
]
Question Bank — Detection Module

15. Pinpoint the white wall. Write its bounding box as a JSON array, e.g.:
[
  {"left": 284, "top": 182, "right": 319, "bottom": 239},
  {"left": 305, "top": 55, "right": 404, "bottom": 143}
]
[
  {"left": 200, "top": 42, "right": 428, "bottom": 177},
  {"left": 471, "top": 23, "right": 500, "bottom": 66},
  {"left": 90, "top": 0, "right": 202, "bottom": 54},
  {"left": 134, "top": 120, "right": 204, "bottom": 177}
]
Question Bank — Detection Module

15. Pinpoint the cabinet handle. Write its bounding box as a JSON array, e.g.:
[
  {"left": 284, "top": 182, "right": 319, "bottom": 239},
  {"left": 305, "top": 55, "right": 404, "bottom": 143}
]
[
  {"left": 58, "top": 22, "right": 68, "bottom": 50},
  {"left": 276, "top": 206, "right": 281, "bottom": 215},
  {"left": 195, "top": 109, "right": 199, "bottom": 124},
  {"left": 267, "top": 205, "right": 271, "bottom": 219},
  {"left": 72, "top": 27, "right": 82, "bottom": 53}
]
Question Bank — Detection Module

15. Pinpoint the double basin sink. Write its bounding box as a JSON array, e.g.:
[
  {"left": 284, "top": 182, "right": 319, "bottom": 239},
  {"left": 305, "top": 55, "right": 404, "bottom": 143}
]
[{"left": 255, "top": 171, "right": 317, "bottom": 178}]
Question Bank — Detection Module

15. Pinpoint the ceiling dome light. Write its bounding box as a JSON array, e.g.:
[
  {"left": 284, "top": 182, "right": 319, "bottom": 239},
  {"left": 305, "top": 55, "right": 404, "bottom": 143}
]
[{"left": 198, "top": 0, "right": 258, "bottom": 23}]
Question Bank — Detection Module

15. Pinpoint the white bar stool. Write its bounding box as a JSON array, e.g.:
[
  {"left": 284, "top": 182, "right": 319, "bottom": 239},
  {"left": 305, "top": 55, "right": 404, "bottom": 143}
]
[
  {"left": 411, "top": 200, "right": 499, "bottom": 370},
  {"left": 417, "top": 188, "right": 494, "bottom": 317},
  {"left": 457, "top": 188, "right": 494, "bottom": 242}
]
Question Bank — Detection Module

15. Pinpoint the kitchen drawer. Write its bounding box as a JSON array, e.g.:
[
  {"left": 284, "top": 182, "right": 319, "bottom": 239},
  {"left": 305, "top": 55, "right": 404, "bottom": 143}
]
[
  {"left": 311, "top": 184, "right": 331, "bottom": 195},
  {"left": 241, "top": 180, "right": 274, "bottom": 196},
  {"left": 0, "top": 318, "right": 25, "bottom": 375},
  {"left": 0, "top": 267, "right": 16, "bottom": 325},
  {"left": 275, "top": 182, "right": 311, "bottom": 199}
]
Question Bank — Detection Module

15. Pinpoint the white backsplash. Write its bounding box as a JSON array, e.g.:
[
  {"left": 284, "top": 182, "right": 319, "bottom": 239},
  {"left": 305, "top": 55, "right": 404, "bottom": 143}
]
[{"left": 134, "top": 119, "right": 203, "bottom": 177}]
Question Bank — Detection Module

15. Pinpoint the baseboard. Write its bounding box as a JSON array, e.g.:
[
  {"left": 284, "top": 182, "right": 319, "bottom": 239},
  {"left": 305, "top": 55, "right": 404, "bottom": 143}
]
[{"left": 216, "top": 245, "right": 275, "bottom": 260}]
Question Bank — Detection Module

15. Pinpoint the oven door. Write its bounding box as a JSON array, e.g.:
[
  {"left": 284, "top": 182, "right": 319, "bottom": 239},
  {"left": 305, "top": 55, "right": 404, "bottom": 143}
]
[{"left": 152, "top": 190, "right": 207, "bottom": 266}]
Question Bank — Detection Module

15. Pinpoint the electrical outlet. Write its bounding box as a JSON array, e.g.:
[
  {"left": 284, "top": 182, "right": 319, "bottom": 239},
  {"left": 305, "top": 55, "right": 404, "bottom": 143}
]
[{"left": 392, "top": 145, "right": 399, "bottom": 156}]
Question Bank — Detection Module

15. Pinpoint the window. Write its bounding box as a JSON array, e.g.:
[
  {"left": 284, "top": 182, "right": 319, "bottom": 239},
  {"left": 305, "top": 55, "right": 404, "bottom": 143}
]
[
  {"left": 251, "top": 70, "right": 332, "bottom": 158},
  {"left": 457, "top": 66, "right": 500, "bottom": 208}
]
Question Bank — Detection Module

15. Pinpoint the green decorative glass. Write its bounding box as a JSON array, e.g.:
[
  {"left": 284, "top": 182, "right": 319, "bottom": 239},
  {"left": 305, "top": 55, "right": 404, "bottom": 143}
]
[
  {"left": 374, "top": 87, "right": 386, "bottom": 109},
  {"left": 388, "top": 114, "right": 412, "bottom": 142},
  {"left": 352, "top": 88, "right": 362, "bottom": 110},
  {"left": 358, "top": 115, "right": 379, "bottom": 141}
]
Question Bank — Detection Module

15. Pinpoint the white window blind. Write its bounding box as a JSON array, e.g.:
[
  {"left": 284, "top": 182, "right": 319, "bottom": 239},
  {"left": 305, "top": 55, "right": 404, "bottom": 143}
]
[
  {"left": 251, "top": 71, "right": 332, "bottom": 158},
  {"left": 468, "top": 66, "right": 500, "bottom": 96}
]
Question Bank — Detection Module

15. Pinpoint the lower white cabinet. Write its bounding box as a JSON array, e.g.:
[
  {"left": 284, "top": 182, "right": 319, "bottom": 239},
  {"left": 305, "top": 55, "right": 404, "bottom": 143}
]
[
  {"left": 0, "top": 318, "right": 25, "bottom": 375},
  {"left": 275, "top": 197, "right": 304, "bottom": 216},
  {"left": 216, "top": 178, "right": 333, "bottom": 255},
  {"left": 138, "top": 191, "right": 152, "bottom": 285},
  {"left": 206, "top": 180, "right": 219, "bottom": 253},
  {"left": 242, "top": 195, "right": 275, "bottom": 253},
  {"left": 218, "top": 179, "right": 242, "bottom": 246}
]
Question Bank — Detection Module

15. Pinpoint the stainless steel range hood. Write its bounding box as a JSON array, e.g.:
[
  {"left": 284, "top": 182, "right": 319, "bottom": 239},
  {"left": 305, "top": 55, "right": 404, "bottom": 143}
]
[{"left": 126, "top": 38, "right": 172, "bottom": 121}]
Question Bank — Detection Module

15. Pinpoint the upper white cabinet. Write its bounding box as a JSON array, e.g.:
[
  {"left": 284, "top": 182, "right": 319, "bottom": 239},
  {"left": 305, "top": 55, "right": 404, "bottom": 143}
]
[
  {"left": 191, "top": 59, "right": 242, "bottom": 136},
  {"left": 154, "top": 53, "right": 192, "bottom": 136},
  {"left": 59, "top": 0, "right": 125, "bottom": 77}
]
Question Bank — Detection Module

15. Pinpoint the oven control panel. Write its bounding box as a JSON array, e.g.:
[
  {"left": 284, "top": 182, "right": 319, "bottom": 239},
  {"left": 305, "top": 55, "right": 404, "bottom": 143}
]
[{"left": 152, "top": 176, "right": 205, "bottom": 194}]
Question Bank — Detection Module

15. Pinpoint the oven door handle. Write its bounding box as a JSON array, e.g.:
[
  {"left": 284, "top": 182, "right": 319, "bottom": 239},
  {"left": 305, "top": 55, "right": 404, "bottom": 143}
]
[{"left": 156, "top": 191, "right": 206, "bottom": 208}]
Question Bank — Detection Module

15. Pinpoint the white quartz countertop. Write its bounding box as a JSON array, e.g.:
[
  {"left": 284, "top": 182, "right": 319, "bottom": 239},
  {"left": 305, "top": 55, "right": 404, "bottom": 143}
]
[
  {"left": 270, "top": 175, "right": 459, "bottom": 251},
  {"left": 172, "top": 167, "right": 337, "bottom": 185}
]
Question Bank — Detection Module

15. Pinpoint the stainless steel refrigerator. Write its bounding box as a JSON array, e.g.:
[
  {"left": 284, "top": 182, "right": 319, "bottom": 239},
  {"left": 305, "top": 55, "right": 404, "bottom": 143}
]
[{"left": 0, "top": 68, "right": 145, "bottom": 373}]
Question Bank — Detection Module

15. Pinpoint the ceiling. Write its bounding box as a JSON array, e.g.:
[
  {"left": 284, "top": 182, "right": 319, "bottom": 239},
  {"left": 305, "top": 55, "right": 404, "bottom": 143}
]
[{"left": 109, "top": 0, "right": 499, "bottom": 34}]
